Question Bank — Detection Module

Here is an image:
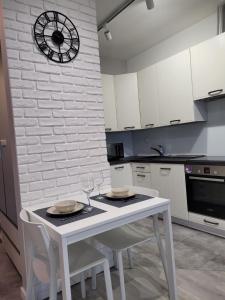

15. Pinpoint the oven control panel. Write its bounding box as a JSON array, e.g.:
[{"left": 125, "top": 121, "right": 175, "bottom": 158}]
[{"left": 185, "top": 165, "right": 225, "bottom": 176}]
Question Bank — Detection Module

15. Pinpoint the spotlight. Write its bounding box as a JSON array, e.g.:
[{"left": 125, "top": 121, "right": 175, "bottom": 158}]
[
  {"left": 146, "top": 0, "right": 154, "bottom": 10},
  {"left": 103, "top": 24, "right": 112, "bottom": 41}
]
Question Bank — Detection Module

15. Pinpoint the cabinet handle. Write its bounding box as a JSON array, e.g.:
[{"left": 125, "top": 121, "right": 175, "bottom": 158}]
[
  {"left": 170, "top": 119, "right": 181, "bottom": 125},
  {"left": 208, "top": 89, "right": 223, "bottom": 97},
  {"left": 137, "top": 174, "right": 146, "bottom": 178},
  {"left": 0, "top": 139, "right": 7, "bottom": 147},
  {"left": 105, "top": 128, "right": 112, "bottom": 132},
  {"left": 160, "top": 167, "right": 171, "bottom": 171},
  {"left": 145, "top": 124, "right": 154, "bottom": 128},
  {"left": 114, "top": 166, "right": 124, "bottom": 170},
  {"left": 136, "top": 166, "right": 145, "bottom": 169},
  {"left": 203, "top": 219, "right": 219, "bottom": 226},
  {"left": 124, "top": 126, "right": 135, "bottom": 130}
]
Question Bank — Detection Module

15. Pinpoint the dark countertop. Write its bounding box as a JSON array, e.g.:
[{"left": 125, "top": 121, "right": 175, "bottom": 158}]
[
  {"left": 185, "top": 156, "right": 225, "bottom": 166},
  {"left": 109, "top": 155, "right": 225, "bottom": 166}
]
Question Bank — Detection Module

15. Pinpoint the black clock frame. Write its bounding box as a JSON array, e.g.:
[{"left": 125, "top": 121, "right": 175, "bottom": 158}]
[{"left": 33, "top": 11, "right": 80, "bottom": 64}]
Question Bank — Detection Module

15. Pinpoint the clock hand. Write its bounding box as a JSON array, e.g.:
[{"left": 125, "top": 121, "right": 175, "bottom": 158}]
[
  {"left": 61, "top": 18, "right": 67, "bottom": 32},
  {"left": 64, "top": 40, "right": 71, "bottom": 47}
]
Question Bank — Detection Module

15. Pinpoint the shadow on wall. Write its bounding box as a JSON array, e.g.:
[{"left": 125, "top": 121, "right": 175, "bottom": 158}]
[
  {"left": 206, "top": 98, "right": 225, "bottom": 155},
  {"left": 106, "top": 131, "right": 134, "bottom": 157},
  {"left": 105, "top": 98, "right": 225, "bottom": 157},
  {"left": 131, "top": 122, "right": 207, "bottom": 156}
]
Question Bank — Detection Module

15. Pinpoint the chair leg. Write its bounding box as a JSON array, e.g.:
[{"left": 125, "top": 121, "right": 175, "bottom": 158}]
[
  {"left": 26, "top": 257, "right": 36, "bottom": 300},
  {"left": 49, "top": 273, "right": 57, "bottom": 300},
  {"left": 117, "top": 250, "right": 126, "bottom": 300},
  {"left": 103, "top": 260, "right": 114, "bottom": 300},
  {"left": 113, "top": 250, "right": 118, "bottom": 269},
  {"left": 91, "top": 267, "right": 97, "bottom": 290},
  {"left": 49, "top": 247, "right": 58, "bottom": 300},
  {"left": 26, "top": 269, "right": 36, "bottom": 300},
  {"left": 80, "top": 272, "right": 86, "bottom": 299},
  {"left": 153, "top": 215, "right": 169, "bottom": 284},
  {"left": 127, "top": 248, "right": 134, "bottom": 269}
]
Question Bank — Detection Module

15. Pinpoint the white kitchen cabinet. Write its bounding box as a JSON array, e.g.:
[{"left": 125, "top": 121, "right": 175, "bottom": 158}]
[
  {"left": 132, "top": 163, "right": 151, "bottom": 188},
  {"left": 151, "top": 163, "right": 188, "bottom": 220},
  {"left": 138, "top": 64, "right": 159, "bottom": 129},
  {"left": 101, "top": 74, "right": 117, "bottom": 132},
  {"left": 191, "top": 33, "right": 225, "bottom": 101},
  {"left": 114, "top": 73, "right": 141, "bottom": 131},
  {"left": 133, "top": 172, "right": 151, "bottom": 188},
  {"left": 132, "top": 163, "right": 151, "bottom": 173},
  {"left": 189, "top": 212, "right": 225, "bottom": 233},
  {"left": 156, "top": 49, "right": 205, "bottom": 126},
  {"left": 110, "top": 163, "right": 133, "bottom": 188}
]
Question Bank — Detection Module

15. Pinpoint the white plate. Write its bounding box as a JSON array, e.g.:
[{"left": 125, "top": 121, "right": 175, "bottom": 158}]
[
  {"left": 105, "top": 191, "right": 136, "bottom": 200},
  {"left": 47, "top": 202, "right": 85, "bottom": 216}
]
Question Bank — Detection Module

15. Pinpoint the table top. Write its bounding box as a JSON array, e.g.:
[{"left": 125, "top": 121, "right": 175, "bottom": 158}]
[{"left": 26, "top": 189, "right": 170, "bottom": 243}]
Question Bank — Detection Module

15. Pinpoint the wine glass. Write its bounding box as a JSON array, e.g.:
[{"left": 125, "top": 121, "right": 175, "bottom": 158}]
[
  {"left": 80, "top": 174, "right": 94, "bottom": 212},
  {"left": 95, "top": 171, "right": 104, "bottom": 200}
]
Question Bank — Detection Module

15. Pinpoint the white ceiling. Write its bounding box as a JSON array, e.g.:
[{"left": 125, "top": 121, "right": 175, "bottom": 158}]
[{"left": 96, "top": 0, "right": 219, "bottom": 61}]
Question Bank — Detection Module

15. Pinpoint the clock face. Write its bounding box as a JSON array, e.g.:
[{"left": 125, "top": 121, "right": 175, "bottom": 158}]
[{"left": 34, "top": 11, "right": 80, "bottom": 63}]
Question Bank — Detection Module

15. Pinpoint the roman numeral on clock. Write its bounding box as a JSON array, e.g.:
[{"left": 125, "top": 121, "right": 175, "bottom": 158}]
[
  {"left": 58, "top": 53, "right": 63, "bottom": 63},
  {"left": 39, "top": 41, "right": 48, "bottom": 51},
  {"left": 48, "top": 49, "right": 54, "bottom": 59}
]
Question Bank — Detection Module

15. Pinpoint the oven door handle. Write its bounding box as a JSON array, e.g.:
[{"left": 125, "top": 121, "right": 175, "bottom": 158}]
[{"left": 188, "top": 176, "right": 225, "bottom": 183}]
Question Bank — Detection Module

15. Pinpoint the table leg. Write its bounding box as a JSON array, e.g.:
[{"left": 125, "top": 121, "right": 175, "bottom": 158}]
[
  {"left": 163, "top": 206, "right": 177, "bottom": 300},
  {"left": 59, "top": 238, "right": 72, "bottom": 300}
]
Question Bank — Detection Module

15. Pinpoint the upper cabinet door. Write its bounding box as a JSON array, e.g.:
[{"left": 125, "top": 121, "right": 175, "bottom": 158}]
[
  {"left": 191, "top": 33, "right": 225, "bottom": 101},
  {"left": 156, "top": 50, "right": 194, "bottom": 126},
  {"left": 114, "top": 73, "right": 141, "bottom": 131},
  {"left": 138, "top": 64, "right": 159, "bottom": 129},
  {"left": 102, "top": 74, "right": 117, "bottom": 132}
]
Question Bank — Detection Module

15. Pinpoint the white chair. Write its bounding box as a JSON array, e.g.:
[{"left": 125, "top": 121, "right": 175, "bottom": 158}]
[
  {"left": 94, "top": 186, "right": 168, "bottom": 300},
  {"left": 20, "top": 209, "right": 114, "bottom": 300}
]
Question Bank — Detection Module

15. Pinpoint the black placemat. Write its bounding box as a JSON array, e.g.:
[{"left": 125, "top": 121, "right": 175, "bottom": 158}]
[
  {"left": 33, "top": 205, "right": 106, "bottom": 227},
  {"left": 91, "top": 194, "right": 152, "bottom": 208}
]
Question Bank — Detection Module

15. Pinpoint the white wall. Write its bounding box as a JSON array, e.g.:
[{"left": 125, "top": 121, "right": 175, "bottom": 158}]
[
  {"left": 3, "top": 0, "right": 110, "bottom": 207},
  {"left": 127, "top": 13, "right": 217, "bottom": 72},
  {"left": 100, "top": 56, "right": 127, "bottom": 74}
]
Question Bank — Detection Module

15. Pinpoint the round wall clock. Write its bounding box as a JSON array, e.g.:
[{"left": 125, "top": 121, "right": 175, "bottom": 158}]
[{"left": 33, "top": 11, "right": 80, "bottom": 63}]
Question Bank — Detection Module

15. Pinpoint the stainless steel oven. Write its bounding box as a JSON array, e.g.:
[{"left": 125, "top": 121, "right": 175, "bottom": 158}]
[{"left": 185, "top": 165, "right": 225, "bottom": 221}]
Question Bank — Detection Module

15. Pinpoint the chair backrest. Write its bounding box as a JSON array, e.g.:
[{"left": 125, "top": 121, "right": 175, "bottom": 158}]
[
  {"left": 126, "top": 185, "right": 159, "bottom": 198},
  {"left": 20, "top": 209, "right": 54, "bottom": 283}
]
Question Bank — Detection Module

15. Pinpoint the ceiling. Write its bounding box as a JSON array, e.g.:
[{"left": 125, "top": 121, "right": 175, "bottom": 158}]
[{"left": 96, "top": 0, "right": 219, "bottom": 61}]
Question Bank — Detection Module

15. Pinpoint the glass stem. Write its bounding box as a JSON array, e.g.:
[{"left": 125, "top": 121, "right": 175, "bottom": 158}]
[{"left": 98, "top": 185, "right": 101, "bottom": 196}]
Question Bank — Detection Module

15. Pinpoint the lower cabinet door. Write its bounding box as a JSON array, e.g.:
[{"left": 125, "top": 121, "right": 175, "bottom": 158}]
[
  {"left": 133, "top": 172, "right": 151, "bottom": 188},
  {"left": 151, "top": 164, "right": 188, "bottom": 220},
  {"left": 110, "top": 163, "right": 133, "bottom": 188}
]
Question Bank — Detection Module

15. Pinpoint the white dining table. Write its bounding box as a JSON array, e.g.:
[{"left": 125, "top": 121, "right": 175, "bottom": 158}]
[{"left": 26, "top": 190, "right": 177, "bottom": 300}]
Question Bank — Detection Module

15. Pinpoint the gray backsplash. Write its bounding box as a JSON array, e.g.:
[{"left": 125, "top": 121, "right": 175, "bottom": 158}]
[{"left": 106, "top": 98, "right": 225, "bottom": 157}]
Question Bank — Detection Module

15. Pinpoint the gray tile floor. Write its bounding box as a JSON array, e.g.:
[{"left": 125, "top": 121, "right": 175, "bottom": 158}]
[{"left": 2, "top": 219, "right": 225, "bottom": 299}]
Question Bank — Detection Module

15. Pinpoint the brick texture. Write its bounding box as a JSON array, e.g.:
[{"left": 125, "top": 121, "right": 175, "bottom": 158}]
[{"left": 3, "top": 0, "right": 110, "bottom": 207}]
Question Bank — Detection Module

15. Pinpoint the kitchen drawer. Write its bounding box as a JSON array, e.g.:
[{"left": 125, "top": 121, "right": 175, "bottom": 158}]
[
  {"left": 132, "top": 163, "right": 151, "bottom": 173},
  {"left": 189, "top": 212, "right": 225, "bottom": 231},
  {"left": 133, "top": 172, "right": 151, "bottom": 188}
]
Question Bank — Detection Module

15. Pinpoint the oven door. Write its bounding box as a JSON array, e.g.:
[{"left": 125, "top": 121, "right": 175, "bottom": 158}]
[{"left": 186, "top": 175, "right": 225, "bottom": 220}]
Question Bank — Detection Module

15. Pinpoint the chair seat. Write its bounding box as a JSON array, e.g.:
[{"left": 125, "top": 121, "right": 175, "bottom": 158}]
[
  {"left": 95, "top": 226, "right": 154, "bottom": 251},
  {"left": 68, "top": 241, "right": 105, "bottom": 274}
]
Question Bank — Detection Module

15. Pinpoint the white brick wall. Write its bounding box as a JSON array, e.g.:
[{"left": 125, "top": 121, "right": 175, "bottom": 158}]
[{"left": 2, "top": 0, "right": 110, "bottom": 207}]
